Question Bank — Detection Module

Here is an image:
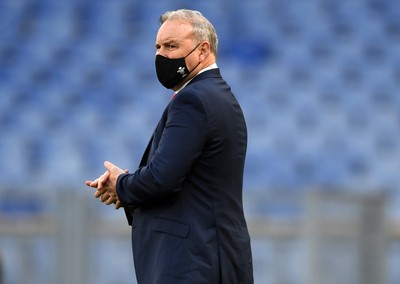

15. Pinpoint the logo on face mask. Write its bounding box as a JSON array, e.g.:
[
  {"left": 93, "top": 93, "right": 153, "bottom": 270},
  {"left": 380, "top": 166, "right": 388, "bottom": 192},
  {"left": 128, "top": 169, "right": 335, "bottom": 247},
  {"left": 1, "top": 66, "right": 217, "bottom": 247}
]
[{"left": 177, "top": 67, "right": 187, "bottom": 77}]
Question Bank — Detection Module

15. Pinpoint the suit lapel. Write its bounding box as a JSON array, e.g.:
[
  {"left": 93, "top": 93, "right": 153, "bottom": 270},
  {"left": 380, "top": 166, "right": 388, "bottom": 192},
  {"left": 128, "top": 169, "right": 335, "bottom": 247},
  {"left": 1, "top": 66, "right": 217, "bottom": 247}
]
[
  {"left": 139, "top": 136, "right": 154, "bottom": 167},
  {"left": 139, "top": 103, "right": 170, "bottom": 167}
]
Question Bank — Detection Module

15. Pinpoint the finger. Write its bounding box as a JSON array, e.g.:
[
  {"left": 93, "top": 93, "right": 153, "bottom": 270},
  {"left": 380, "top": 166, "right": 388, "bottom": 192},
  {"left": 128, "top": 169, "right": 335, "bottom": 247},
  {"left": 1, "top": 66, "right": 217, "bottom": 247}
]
[
  {"left": 86, "top": 179, "right": 98, "bottom": 188},
  {"left": 97, "top": 172, "right": 110, "bottom": 190},
  {"left": 94, "top": 188, "right": 106, "bottom": 198},
  {"left": 101, "top": 193, "right": 110, "bottom": 203},
  {"left": 124, "top": 169, "right": 129, "bottom": 173},
  {"left": 105, "top": 196, "right": 115, "bottom": 205},
  {"left": 115, "top": 200, "right": 121, "bottom": 210},
  {"left": 100, "top": 170, "right": 110, "bottom": 182}
]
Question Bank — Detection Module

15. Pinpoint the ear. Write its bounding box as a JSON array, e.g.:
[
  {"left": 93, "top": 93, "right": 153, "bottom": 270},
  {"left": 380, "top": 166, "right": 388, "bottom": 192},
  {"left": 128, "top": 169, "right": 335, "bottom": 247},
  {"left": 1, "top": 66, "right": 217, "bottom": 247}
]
[{"left": 198, "top": 41, "right": 211, "bottom": 62}]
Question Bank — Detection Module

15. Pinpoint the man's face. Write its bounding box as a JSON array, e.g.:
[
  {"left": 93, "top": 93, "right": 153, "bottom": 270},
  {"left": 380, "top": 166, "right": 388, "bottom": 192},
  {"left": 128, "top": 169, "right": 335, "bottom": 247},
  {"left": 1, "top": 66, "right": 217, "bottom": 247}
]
[{"left": 155, "top": 19, "right": 199, "bottom": 66}]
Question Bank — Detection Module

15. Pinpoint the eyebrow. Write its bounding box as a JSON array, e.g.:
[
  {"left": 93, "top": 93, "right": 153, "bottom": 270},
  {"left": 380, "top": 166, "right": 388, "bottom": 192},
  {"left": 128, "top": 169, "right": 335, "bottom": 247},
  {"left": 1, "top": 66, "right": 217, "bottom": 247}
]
[{"left": 155, "top": 39, "right": 180, "bottom": 48}]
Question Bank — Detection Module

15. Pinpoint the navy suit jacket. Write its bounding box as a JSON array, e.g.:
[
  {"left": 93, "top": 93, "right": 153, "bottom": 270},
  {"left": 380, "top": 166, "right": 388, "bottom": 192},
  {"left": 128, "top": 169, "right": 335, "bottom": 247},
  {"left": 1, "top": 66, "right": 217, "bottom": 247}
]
[{"left": 117, "top": 68, "right": 253, "bottom": 283}]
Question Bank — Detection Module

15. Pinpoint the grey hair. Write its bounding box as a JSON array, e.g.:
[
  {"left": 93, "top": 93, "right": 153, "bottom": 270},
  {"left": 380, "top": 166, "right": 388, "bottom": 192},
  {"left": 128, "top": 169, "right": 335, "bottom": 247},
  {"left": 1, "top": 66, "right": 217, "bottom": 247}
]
[{"left": 159, "top": 9, "right": 218, "bottom": 57}]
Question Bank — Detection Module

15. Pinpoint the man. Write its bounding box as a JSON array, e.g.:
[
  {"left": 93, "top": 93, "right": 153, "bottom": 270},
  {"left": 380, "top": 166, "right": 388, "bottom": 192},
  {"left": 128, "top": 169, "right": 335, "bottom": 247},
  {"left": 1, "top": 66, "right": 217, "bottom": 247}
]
[{"left": 86, "top": 9, "right": 253, "bottom": 283}]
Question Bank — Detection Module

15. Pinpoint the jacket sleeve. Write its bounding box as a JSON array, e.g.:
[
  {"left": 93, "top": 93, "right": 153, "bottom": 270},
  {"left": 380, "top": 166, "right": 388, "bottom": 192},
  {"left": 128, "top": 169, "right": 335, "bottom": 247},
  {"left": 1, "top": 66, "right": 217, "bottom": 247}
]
[{"left": 116, "top": 92, "right": 208, "bottom": 207}]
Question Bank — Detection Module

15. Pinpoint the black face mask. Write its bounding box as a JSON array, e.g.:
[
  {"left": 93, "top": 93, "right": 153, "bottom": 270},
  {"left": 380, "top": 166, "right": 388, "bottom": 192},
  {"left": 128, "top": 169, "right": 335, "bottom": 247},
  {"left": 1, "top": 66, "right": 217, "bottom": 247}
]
[{"left": 155, "top": 43, "right": 201, "bottom": 89}]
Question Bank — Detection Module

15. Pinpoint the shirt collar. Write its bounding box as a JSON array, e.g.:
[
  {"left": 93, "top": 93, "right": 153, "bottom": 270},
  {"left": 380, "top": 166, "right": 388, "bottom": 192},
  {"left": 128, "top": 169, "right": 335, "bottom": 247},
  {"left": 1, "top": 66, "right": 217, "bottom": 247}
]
[{"left": 175, "top": 63, "right": 218, "bottom": 94}]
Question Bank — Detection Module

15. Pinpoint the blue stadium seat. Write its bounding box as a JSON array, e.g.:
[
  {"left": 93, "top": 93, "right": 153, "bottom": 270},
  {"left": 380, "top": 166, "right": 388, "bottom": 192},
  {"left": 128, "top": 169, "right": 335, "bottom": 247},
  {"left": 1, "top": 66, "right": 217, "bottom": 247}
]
[{"left": 0, "top": 0, "right": 399, "bottom": 213}]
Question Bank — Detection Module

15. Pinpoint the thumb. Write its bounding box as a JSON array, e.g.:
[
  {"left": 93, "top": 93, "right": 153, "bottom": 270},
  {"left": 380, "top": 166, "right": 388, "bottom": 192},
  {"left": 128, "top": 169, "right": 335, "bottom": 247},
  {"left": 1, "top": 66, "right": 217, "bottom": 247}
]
[{"left": 104, "top": 161, "right": 114, "bottom": 171}]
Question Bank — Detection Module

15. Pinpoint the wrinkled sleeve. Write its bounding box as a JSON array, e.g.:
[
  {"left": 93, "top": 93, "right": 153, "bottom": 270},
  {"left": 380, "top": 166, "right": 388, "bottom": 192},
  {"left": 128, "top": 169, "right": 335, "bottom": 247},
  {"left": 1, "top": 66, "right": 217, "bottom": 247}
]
[{"left": 116, "top": 93, "right": 208, "bottom": 207}]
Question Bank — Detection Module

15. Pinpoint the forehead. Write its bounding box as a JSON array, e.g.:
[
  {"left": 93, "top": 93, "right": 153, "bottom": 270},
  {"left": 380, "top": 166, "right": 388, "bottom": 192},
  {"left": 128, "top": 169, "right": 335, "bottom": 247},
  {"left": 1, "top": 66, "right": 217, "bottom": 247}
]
[{"left": 156, "top": 19, "right": 194, "bottom": 43}]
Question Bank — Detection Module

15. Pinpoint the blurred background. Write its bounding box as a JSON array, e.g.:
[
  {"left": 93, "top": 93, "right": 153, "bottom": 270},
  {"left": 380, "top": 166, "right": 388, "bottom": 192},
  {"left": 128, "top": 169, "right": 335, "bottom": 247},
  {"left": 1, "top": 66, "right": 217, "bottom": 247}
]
[{"left": 0, "top": 0, "right": 399, "bottom": 283}]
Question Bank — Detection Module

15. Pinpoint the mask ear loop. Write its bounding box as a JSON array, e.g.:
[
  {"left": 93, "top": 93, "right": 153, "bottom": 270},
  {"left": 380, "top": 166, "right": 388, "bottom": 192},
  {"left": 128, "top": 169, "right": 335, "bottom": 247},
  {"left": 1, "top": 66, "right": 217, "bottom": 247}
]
[
  {"left": 185, "top": 42, "right": 203, "bottom": 74},
  {"left": 184, "top": 42, "right": 202, "bottom": 59}
]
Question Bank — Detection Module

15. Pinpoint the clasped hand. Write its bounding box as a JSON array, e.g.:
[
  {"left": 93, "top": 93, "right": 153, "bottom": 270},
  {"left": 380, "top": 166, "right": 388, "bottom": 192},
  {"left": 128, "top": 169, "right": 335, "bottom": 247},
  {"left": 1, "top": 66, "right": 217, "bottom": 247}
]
[{"left": 85, "top": 161, "right": 127, "bottom": 209}]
